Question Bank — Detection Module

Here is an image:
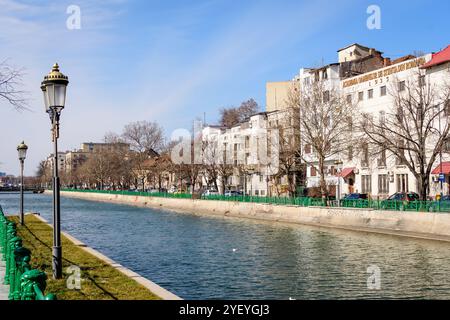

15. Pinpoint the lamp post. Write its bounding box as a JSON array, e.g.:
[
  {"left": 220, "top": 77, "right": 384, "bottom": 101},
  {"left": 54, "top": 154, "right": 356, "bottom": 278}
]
[
  {"left": 17, "top": 141, "right": 28, "bottom": 225},
  {"left": 41, "top": 63, "right": 69, "bottom": 279},
  {"left": 334, "top": 159, "right": 344, "bottom": 205}
]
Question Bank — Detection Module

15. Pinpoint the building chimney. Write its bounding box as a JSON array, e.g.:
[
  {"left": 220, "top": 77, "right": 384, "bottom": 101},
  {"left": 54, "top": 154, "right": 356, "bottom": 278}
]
[{"left": 383, "top": 57, "right": 391, "bottom": 67}]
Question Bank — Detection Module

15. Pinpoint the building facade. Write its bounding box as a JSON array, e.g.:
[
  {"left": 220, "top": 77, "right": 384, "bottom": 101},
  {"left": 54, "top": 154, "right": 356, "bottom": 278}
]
[{"left": 302, "top": 44, "right": 450, "bottom": 199}]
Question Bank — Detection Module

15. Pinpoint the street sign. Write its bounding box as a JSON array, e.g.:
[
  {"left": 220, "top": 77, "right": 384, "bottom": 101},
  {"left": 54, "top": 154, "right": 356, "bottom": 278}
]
[{"left": 439, "top": 173, "right": 445, "bottom": 182}]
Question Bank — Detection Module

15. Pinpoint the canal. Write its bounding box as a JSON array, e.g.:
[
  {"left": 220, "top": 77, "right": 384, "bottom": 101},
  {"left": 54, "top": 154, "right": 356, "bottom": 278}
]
[{"left": 2, "top": 192, "right": 450, "bottom": 299}]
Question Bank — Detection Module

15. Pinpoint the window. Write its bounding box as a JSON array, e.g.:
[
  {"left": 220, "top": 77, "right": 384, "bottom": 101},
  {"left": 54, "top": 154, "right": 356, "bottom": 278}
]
[
  {"left": 323, "top": 91, "right": 330, "bottom": 102},
  {"left": 358, "top": 91, "right": 364, "bottom": 101},
  {"left": 443, "top": 136, "right": 450, "bottom": 152},
  {"left": 419, "top": 75, "right": 425, "bottom": 87},
  {"left": 330, "top": 166, "right": 336, "bottom": 176},
  {"left": 305, "top": 144, "right": 312, "bottom": 154},
  {"left": 322, "top": 70, "right": 328, "bottom": 79},
  {"left": 378, "top": 148, "right": 386, "bottom": 167},
  {"left": 347, "top": 116, "right": 353, "bottom": 132},
  {"left": 259, "top": 175, "right": 264, "bottom": 183},
  {"left": 396, "top": 107, "right": 404, "bottom": 123},
  {"left": 396, "top": 174, "right": 408, "bottom": 192},
  {"left": 304, "top": 77, "right": 310, "bottom": 86},
  {"left": 399, "top": 81, "right": 405, "bottom": 92},
  {"left": 368, "top": 89, "right": 374, "bottom": 99},
  {"left": 378, "top": 174, "right": 389, "bottom": 194},
  {"left": 380, "top": 85, "right": 387, "bottom": 96},
  {"left": 315, "top": 72, "right": 320, "bottom": 82},
  {"left": 348, "top": 146, "right": 353, "bottom": 161},
  {"left": 346, "top": 94, "right": 352, "bottom": 104},
  {"left": 396, "top": 141, "right": 406, "bottom": 165},
  {"left": 444, "top": 100, "right": 450, "bottom": 117},
  {"left": 310, "top": 166, "right": 317, "bottom": 177},
  {"left": 379, "top": 111, "right": 386, "bottom": 126},
  {"left": 361, "top": 143, "right": 369, "bottom": 167},
  {"left": 361, "top": 175, "right": 372, "bottom": 194},
  {"left": 245, "top": 136, "right": 250, "bottom": 148}
]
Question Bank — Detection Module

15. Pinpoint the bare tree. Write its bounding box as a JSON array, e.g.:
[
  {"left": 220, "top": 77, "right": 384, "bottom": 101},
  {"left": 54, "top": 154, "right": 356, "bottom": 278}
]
[
  {"left": 122, "top": 121, "right": 165, "bottom": 153},
  {"left": 202, "top": 139, "right": 220, "bottom": 191},
  {"left": 36, "top": 160, "right": 51, "bottom": 188},
  {"left": 0, "top": 60, "right": 28, "bottom": 110},
  {"left": 289, "top": 81, "right": 355, "bottom": 199},
  {"left": 80, "top": 151, "right": 116, "bottom": 190},
  {"left": 360, "top": 70, "right": 450, "bottom": 200},
  {"left": 238, "top": 98, "right": 259, "bottom": 120},
  {"left": 219, "top": 98, "right": 259, "bottom": 127},
  {"left": 103, "top": 131, "right": 124, "bottom": 144},
  {"left": 122, "top": 121, "right": 165, "bottom": 191},
  {"left": 268, "top": 108, "right": 304, "bottom": 197}
]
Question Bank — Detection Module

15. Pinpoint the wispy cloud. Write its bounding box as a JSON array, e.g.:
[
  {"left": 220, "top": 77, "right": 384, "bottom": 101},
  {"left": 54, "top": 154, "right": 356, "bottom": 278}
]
[
  {"left": 130, "top": 0, "right": 354, "bottom": 122},
  {"left": 0, "top": 0, "right": 355, "bottom": 175}
]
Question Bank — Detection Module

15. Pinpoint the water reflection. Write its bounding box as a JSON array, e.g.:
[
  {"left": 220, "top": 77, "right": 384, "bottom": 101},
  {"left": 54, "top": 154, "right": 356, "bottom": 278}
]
[{"left": 1, "top": 193, "right": 450, "bottom": 299}]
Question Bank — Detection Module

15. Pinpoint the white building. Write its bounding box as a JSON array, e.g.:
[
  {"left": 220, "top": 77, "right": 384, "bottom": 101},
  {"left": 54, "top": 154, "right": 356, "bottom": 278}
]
[
  {"left": 202, "top": 113, "right": 274, "bottom": 196},
  {"left": 303, "top": 44, "right": 450, "bottom": 199},
  {"left": 202, "top": 43, "right": 450, "bottom": 199},
  {"left": 45, "top": 152, "right": 67, "bottom": 173}
]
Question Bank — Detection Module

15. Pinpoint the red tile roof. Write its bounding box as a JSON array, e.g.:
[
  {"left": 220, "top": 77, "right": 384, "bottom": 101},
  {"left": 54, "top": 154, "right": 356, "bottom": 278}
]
[
  {"left": 432, "top": 161, "right": 450, "bottom": 175},
  {"left": 421, "top": 45, "right": 450, "bottom": 69}
]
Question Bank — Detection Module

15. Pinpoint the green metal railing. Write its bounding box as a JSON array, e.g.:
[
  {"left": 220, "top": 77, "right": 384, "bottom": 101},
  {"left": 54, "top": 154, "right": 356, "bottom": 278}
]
[
  {"left": 0, "top": 206, "right": 56, "bottom": 300},
  {"left": 63, "top": 189, "right": 450, "bottom": 212},
  {"left": 61, "top": 188, "right": 450, "bottom": 213}
]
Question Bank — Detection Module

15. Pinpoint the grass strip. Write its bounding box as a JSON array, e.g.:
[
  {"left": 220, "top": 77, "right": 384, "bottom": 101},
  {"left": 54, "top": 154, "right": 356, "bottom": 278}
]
[{"left": 8, "top": 214, "right": 161, "bottom": 300}]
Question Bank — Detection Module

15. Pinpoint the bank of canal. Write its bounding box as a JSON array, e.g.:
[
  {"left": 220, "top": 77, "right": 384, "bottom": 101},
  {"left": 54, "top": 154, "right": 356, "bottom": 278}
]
[{"left": 2, "top": 192, "right": 450, "bottom": 299}]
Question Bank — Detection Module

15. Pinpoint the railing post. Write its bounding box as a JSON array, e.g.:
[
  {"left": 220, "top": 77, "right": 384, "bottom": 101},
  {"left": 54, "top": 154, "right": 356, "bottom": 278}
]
[
  {"left": 12, "top": 246, "right": 31, "bottom": 300},
  {"left": 7, "top": 236, "right": 22, "bottom": 298},
  {"left": 20, "top": 269, "right": 56, "bottom": 300},
  {"left": 4, "top": 222, "right": 16, "bottom": 285}
]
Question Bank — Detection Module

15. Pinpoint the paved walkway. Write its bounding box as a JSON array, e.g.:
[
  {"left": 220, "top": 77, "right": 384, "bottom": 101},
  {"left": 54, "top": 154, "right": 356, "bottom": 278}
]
[{"left": 0, "top": 254, "right": 9, "bottom": 300}]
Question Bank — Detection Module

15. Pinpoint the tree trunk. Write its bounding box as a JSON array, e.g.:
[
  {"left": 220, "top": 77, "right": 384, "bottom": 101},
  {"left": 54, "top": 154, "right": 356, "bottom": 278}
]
[
  {"left": 418, "top": 174, "right": 429, "bottom": 201},
  {"left": 318, "top": 156, "right": 327, "bottom": 200}
]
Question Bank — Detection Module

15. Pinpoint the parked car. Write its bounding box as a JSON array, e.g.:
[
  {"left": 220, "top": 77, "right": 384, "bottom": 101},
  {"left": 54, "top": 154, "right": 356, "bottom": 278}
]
[
  {"left": 380, "top": 192, "right": 420, "bottom": 210},
  {"left": 225, "top": 190, "right": 243, "bottom": 197},
  {"left": 202, "top": 190, "right": 220, "bottom": 196},
  {"left": 340, "top": 193, "right": 368, "bottom": 207},
  {"left": 168, "top": 186, "right": 178, "bottom": 194}
]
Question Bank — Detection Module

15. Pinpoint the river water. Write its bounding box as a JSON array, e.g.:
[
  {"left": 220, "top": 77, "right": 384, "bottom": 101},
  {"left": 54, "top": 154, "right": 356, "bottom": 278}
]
[{"left": 2, "top": 192, "right": 450, "bottom": 300}]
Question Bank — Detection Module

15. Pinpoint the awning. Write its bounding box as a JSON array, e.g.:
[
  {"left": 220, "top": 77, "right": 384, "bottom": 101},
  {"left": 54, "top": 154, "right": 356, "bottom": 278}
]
[
  {"left": 432, "top": 162, "right": 450, "bottom": 175},
  {"left": 338, "top": 167, "right": 356, "bottom": 178},
  {"left": 420, "top": 45, "right": 450, "bottom": 69}
]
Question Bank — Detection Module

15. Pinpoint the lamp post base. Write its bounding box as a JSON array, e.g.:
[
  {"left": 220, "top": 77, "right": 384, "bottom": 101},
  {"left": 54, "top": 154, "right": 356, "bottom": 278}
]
[{"left": 52, "top": 246, "right": 62, "bottom": 279}]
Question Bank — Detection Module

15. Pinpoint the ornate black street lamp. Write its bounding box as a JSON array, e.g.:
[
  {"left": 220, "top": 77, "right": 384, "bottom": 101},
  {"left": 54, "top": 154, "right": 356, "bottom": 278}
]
[
  {"left": 41, "top": 63, "right": 69, "bottom": 279},
  {"left": 17, "top": 141, "right": 28, "bottom": 225}
]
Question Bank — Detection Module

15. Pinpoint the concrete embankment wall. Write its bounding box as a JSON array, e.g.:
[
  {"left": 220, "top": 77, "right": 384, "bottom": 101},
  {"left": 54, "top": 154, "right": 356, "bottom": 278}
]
[{"left": 55, "top": 191, "right": 450, "bottom": 242}]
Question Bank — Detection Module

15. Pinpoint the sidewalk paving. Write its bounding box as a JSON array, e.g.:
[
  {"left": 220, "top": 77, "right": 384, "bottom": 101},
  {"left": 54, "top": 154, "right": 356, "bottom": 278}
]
[{"left": 0, "top": 254, "right": 9, "bottom": 300}]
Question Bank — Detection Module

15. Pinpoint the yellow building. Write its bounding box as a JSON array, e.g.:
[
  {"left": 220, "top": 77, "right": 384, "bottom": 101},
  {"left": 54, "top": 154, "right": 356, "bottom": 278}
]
[{"left": 265, "top": 81, "right": 299, "bottom": 112}]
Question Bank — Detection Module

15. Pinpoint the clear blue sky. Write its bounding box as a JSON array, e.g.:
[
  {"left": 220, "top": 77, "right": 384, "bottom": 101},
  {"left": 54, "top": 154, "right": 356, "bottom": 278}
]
[{"left": 0, "top": 0, "right": 449, "bottom": 175}]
